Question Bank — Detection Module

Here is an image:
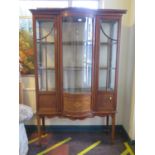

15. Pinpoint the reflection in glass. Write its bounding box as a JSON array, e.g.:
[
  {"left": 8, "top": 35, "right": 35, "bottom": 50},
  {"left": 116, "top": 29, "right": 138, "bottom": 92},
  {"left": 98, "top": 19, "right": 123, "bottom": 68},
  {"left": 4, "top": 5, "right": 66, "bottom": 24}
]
[
  {"left": 99, "top": 46, "right": 108, "bottom": 68},
  {"left": 37, "top": 44, "right": 55, "bottom": 68},
  {"left": 36, "top": 21, "right": 54, "bottom": 42},
  {"left": 111, "top": 42, "right": 117, "bottom": 68},
  {"left": 47, "top": 70, "right": 55, "bottom": 91},
  {"left": 38, "top": 69, "right": 46, "bottom": 91},
  {"left": 110, "top": 69, "right": 115, "bottom": 89},
  {"left": 62, "top": 16, "right": 93, "bottom": 93},
  {"left": 99, "top": 70, "right": 107, "bottom": 90}
]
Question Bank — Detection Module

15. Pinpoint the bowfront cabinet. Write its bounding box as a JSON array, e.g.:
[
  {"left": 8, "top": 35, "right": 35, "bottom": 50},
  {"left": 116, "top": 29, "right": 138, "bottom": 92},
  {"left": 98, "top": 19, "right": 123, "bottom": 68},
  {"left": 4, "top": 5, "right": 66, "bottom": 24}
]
[{"left": 30, "top": 8, "right": 126, "bottom": 143}]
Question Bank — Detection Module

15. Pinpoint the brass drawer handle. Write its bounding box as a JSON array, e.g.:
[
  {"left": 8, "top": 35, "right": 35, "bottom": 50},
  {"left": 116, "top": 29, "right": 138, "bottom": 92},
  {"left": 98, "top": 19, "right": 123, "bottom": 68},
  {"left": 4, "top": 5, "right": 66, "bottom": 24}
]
[{"left": 109, "top": 97, "right": 112, "bottom": 101}]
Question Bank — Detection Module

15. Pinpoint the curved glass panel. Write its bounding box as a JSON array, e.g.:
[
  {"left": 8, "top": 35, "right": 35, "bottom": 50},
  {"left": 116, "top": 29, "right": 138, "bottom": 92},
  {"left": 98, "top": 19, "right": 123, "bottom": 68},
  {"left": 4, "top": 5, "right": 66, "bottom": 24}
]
[{"left": 62, "top": 16, "right": 93, "bottom": 93}]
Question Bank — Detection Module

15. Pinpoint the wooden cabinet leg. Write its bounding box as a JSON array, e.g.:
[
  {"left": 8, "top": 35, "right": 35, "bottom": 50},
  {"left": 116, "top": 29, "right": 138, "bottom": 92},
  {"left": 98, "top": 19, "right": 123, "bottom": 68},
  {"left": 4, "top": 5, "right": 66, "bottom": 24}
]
[
  {"left": 106, "top": 116, "right": 109, "bottom": 126},
  {"left": 42, "top": 116, "right": 46, "bottom": 134},
  {"left": 111, "top": 114, "right": 115, "bottom": 144},
  {"left": 106, "top": 116, "right": 109, "bottom": 133},
  {"left": 37, "top": 115, "right": 41, "bottom": 146}
]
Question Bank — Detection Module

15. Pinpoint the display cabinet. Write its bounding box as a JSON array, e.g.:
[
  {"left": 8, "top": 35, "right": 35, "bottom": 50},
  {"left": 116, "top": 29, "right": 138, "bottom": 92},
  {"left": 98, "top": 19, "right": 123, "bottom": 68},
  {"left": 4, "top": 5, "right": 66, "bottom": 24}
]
[{"left": 30, "top": 8, "right": 126, "bottom": 144}]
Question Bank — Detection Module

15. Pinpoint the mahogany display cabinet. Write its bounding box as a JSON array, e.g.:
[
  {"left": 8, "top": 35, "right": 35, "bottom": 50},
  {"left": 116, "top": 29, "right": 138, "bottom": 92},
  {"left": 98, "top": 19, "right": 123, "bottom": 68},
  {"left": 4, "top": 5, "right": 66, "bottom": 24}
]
[{"left": 30, "top": 8, "right": 126, "bottom": 144}]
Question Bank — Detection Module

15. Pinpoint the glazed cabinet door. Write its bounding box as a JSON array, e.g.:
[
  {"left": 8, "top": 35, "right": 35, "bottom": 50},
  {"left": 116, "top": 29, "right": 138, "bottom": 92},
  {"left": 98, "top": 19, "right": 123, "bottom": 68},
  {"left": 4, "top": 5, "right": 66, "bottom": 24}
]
[
  {"left": 95, "top": 16, "right": 119, "bottom": 112},
  {"left": 61, "top": 15, "right": 94, "bottom": 117},
  {"left": 34, "top": 16, "right": 58, "bottom": 114}
]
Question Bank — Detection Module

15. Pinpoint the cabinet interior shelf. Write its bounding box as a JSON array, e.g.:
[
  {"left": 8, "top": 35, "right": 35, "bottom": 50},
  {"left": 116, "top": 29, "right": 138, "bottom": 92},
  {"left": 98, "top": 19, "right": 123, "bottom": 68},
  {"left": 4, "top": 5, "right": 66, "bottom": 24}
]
[
  {"left": 38, "top": 66, "right": 116, "bottom": 70},
  {"left": 63, "top": 87, "right": 114, "bottom": 92},
  {"left": 39, "top": 87, "right": 114, "bottom": 93},
  {"left": 37, "top": 41, "right": 116, "bottom": 46},
  {"left": 100, "top": 42, "right": 117, "bottom": 45},
  {"left": 39, "top": 88, "right": 55, "bottom": 92},
  {"left": 99, "top": 67, "right": 116, "bottom": 70},
  {"left": 99, "top": 87, "right": 114, "bottom": 91},
  {"left": 37, "top": 41, "right": 54, "bottom": 44},
  {"left": 63, "top": 41, "right": 92, "bottom": 45},
  {"left": 39, "top": 67, "right": 55, "bottom": 70},
  {"left": 63, "top": 66, "right": 91, "bottom": 70},
  {"left": 62, "top": 42, "right": 116, "bottom": 46},
  {"left": 64, "top": 88, "right": 91, "bottom": 93}
]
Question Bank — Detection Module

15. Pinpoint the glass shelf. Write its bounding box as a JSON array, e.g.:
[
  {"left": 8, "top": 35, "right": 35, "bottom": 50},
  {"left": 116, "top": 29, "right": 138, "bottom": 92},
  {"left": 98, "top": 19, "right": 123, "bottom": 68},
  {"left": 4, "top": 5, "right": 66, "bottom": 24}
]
[
  {"left": 37, "top": 41, "right": 55, "bottom": 44},
  {"left": 99, "top": 87, "right": 114, "bottom": 91},
  {"left": 38, "top": 88, "right": 55, "bottom": 92},
  {"left": 62, "top": 41, "right": 115, "bottom": 46},
  {"left": 99, "top": 67, "right": 116, "bottom": 70},
  {"left": 38, "top": 67, "right": 55, "bottom": 70},
  {"left": 100, "top": 42, "right": 117, "bottom": 45},
  {"left": 64, "top": 88, "right": 91, "bottom": 93},
  {"left": 63, "top": 66, "right": 91, "bottom": 71},
  {"left": 62, "top": 41, "right": 92, "bottom": 45}
]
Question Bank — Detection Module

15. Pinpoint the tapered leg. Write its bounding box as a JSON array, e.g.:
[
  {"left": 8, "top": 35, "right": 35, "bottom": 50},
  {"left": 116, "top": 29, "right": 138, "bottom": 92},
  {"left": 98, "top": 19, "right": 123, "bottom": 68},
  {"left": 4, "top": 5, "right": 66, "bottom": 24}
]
[
  {"left": 42, "top": 116, "right": 46, "bottom": 134},
  {"left": 111, "top": 114, "right": 115, "bottom": 144},
  {"left": 106, "top": 116, "right": 109, "bottom": 126},
  {"left": 106, "top": 116, "right": 109, "bottom": 133},
  {"left": 37, "top": 115, "right": 41, "bottom": 146}
]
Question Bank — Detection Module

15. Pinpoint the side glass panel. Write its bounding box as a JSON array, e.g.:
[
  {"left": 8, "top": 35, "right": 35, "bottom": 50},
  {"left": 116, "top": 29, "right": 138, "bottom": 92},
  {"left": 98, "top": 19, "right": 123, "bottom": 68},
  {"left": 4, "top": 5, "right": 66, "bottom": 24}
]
[
  {"left": 36, "top": 19, "right": 55, "bottom": 91},
  {"left": 62, "top": 16, "right": 93, "bottom": 93},
  {"left": 98, "top": 19, "right": 118, "bottom": 91}
]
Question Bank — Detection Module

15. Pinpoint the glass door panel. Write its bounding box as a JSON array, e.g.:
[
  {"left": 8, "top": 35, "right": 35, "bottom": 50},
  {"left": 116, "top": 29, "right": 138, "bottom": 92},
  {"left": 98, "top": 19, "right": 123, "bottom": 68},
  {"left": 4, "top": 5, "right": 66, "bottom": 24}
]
[
  {"left": 62, "top": 16, "right": 93, "bottom": 93},
  {"left": 38, "top": 69, "right": 46, "bottom": 91},
  {"left": 111, "top": 43, "right": 117, "bottom": 68},
  {"left": 36, "top": 21, "right": 54, "bottom": 42},
  {"left": 99, "top": 46, "right": 108, "bottom": 68},
  {"left": 36, "top": 19, "right": 56, "bottom": 91},
  {"left": 110, "top": 69, "right": 115, "bottom": 89},
  {"left": 98, "top": 19, "right": 118, "bottom": 91},
  {"left": 47, "top": 70, "right": 55, "bottom": 90},
  {"left": 99, "top": 70, "right": 107, "bottom": 90}
]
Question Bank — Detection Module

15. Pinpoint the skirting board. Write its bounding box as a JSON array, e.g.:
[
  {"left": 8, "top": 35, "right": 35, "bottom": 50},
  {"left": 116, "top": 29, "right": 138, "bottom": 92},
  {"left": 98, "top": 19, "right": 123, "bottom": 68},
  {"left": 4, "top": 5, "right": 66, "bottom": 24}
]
[{"left": 25, "top": 125, "right": 135, "bottom": 144}]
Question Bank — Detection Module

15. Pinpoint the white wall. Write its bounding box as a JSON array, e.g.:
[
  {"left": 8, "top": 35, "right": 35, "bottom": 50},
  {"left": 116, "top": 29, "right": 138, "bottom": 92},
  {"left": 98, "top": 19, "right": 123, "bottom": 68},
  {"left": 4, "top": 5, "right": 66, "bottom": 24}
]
[
  {"left": 128, "top": 73, "right": 135, "bottom": 140},
  {"left": 20, "top": 0, "right": 135, "bottom": 140}
]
